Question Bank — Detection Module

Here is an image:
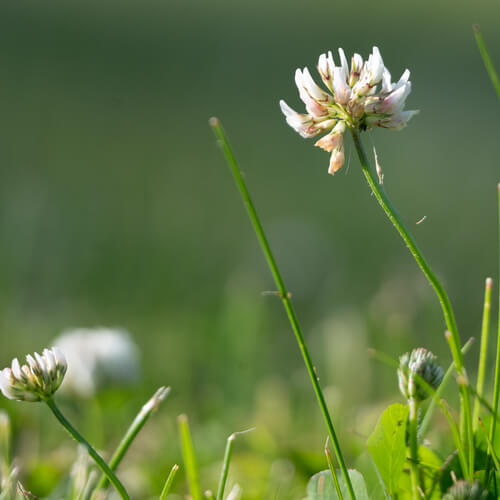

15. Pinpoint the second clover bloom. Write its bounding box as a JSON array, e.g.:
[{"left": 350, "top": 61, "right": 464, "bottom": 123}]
[
  {"left": 280, "top": 47, "right": 418, "bottom": 175},
  {"left": 0, "top": 348, "right": 67, "bottom": 402}
]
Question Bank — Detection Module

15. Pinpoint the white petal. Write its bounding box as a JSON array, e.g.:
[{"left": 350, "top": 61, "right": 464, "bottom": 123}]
[
  {"left": 369, "top": 46, "right": 385, "bottom": 84},
  {"left": 11, "top": 359, "right": 22, "bottom": 380},
  {"left": 338, "top": 48, "right": 349, "bottom": 77},
  {"left": 381, "top": 68, "right": 392, "bottom": 93},
  {"left": 332, "top": 66, "right": 351, "bottom": 105},
  {"left": 302, "top": 67, "right": 325, "bottom": 101},
  {"left": 0, "top": 370, "right": 16, "bottom": 400},
  {"left": 52, "top": 347, "right": 67, "bottom": 373}
]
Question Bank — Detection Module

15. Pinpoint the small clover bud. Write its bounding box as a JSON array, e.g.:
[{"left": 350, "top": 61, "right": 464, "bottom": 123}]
[
  {"left": 0, "top": 347, "right": 67, "bottom": 402},
  {"left": 442, "top": 480, "right": 487, "bottom": 500},
  {"left": 398, "top": 347, "right": 444, "bottom": 402}
]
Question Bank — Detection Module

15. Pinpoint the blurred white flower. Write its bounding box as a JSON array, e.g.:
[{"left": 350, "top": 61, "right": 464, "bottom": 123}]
[
  {"left": 53, "top": 328, "right": 140, "bottom": 397},
  {"left": 226, "top": 484, "right": 242, "bottom": 500},
  {"left": 0, "top": 347, "right": 67, "bottom": 402},
  {"left": 280, "top": 47, "right": 418, "bottom": 174}
]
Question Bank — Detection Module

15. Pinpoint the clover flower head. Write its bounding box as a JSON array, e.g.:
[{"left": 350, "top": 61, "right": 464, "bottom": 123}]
[
  {"left": 0, "top": 347, "right": 67, "bottom": 402},
  {"left": 442, "top": 480, "right": 487, "bottom": 500},
  {"left": 398, "top": 347, "right": 443, "bottom": 402},
  {"left": 280, "top": 47, "right": 418, "bottom": 175},
  {"left": 53, "top": 327, "right": 140, "bottom": 398}
]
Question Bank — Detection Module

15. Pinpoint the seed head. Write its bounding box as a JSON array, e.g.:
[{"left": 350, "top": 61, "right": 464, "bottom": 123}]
[
  {"left": 442, "top": 480, "right": 487, "bottom": 500},
  {"left": 280, "top": 47, "right": 418, "bottom": 174},
  {"left": 0, "top": 347, "right": 67, "bottom": 402},
  {"left": 398, "top": 347, "right": 443, "bottom": 402}
]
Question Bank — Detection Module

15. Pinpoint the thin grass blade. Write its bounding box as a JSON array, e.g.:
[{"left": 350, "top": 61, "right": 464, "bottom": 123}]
[
  {"left": 159, "top": 464, "right": 179, "bottom": 500},
  {"left": 473, "top": 25, "right": 500, "bottom": 102},
  {"left": 178, "top": 414, "right": 203, "bottom": 500}
]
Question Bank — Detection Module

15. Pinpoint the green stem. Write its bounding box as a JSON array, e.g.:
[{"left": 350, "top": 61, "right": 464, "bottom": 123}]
[
  {"left": 408, "top": 398, "right": 420, "bottom": 500},
  {"left": 474, "top": 278, "right": 493, "bottom": 433},
  {"left": 488, "top": 185, "right": 500, "bottom": 458},
  {"left": 350, "top": 129, "right": 474, "bottom": 478},
  {"left": 44, "top": 398, "right": 130, "bottom": 500},
  {"left": 210, "top": 117, "right": 356, "bottom": 500},
  {"left": 473, "top": 25, "right": 500, "bottom": 102},
  {"left": 92, "top": 387, "right": 170, "bottom": 497}
]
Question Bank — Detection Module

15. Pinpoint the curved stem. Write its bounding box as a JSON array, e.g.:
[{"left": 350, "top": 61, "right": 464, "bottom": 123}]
[
  {"left": 211, "top": 118, "right": 356, "bottom": 500},
  {"left": 350, "top": 129, "right": 474, "bottom": 478},
  {"left": 44, "top": 398, "right": 131, "bottom": 500}
]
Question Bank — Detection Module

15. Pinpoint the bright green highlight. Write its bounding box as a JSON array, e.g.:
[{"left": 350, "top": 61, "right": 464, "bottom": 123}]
[{"left": 178, "top": 414, "right": 203, "bottom": 500}]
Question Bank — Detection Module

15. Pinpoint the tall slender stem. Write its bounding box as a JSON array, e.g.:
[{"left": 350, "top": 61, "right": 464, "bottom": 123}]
[
  {"left": 44, "top": 398, "right": 130, "bottom": 500},
  {"left": 350, "top": 128, "right": 474, "bottom": 478},
  {"left": 489, "top": 186, "right": 500, "bottom": 469},
  {"left": 474, "top": 278, "right": 493, "bottom": 433},
  {"left": 210, "top": 117, "right": 356, "bottom": 500}
]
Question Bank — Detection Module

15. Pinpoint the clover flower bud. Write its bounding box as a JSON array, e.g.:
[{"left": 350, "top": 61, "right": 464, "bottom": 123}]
[
  {"left": 280, "top": 46, "right": 418, "bottom": 174},
  {"left": 0, "top": 348, "right": 67, "bottom": 402},
  {"left": 442, "top": 480, "right": 487, "bottom": 500},
  {"left": 397, "top": 347, "right": 444, "bottom": 402}
]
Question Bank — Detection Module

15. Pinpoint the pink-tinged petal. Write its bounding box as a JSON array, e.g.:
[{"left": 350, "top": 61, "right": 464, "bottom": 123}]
[
  {"left": 317, "top": 53, "right": 333, "bottom": 91},
  {"left": 379, "top": 109, "right": 419, "bottom": 130},
  {"left": 279, "top": 100, "right": 318, "bottom": 138},
  {"left": 328, "top": 146, "right": 345, "bottom": 175},
  {"left": 377, "top": 82, "right": 411, "bottom": 114},
  {"left": 295, "top": 69, "right": 328, "bottom": 117},
  {"left": 349, "top": 53, "right": 363, "bottom": 86},
  {"left": 315, "top": 131, "right": 343, "bottom": 152}
]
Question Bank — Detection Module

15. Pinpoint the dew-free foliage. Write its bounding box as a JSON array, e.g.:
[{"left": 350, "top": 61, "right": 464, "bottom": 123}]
[
  {"left": 305, "top": 469, "right": 369, "bottom": 500},
  {"left": 366, "top": 403, "right": 409, "bottom": 496}
]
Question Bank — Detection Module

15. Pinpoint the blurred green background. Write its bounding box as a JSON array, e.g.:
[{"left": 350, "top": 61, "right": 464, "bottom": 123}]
[{"left": 0, "top": 0, "right": 500, "bottom": 497}]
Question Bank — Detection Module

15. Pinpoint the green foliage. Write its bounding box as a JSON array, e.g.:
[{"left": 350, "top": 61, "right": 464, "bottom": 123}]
[
  {"left": 305, "top": 470, "right": 369, "bottom": 500},
  {"left": 366, "top": 403, "right": 408, "bottom": 496}
]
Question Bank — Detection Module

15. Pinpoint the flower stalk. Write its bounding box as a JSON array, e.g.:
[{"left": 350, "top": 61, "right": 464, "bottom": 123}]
[
  {"left": 350, "top": 128, "right": 474, "bottom": 477},
  {"left": 44, "top": 397, "right": 130, "bottom": 500},
  {"left": 210, "top": 117, "right": 356, "bottom": 500}
]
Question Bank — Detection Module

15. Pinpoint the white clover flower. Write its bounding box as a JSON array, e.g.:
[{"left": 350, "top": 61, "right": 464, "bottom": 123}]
[
  {"left": 53, "top": 328, "right": 140, "bottom": 398},
  {"left": 0, "top": 348, "right": 67, "bottom": 402},
  {"left": 280, "top": 47, "right": 418, "bottom": 175}
]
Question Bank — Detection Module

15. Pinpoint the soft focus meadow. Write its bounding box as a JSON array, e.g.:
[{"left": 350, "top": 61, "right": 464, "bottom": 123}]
[{"left": 1, "top": 1, "right": 500, "bottom": 498}]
